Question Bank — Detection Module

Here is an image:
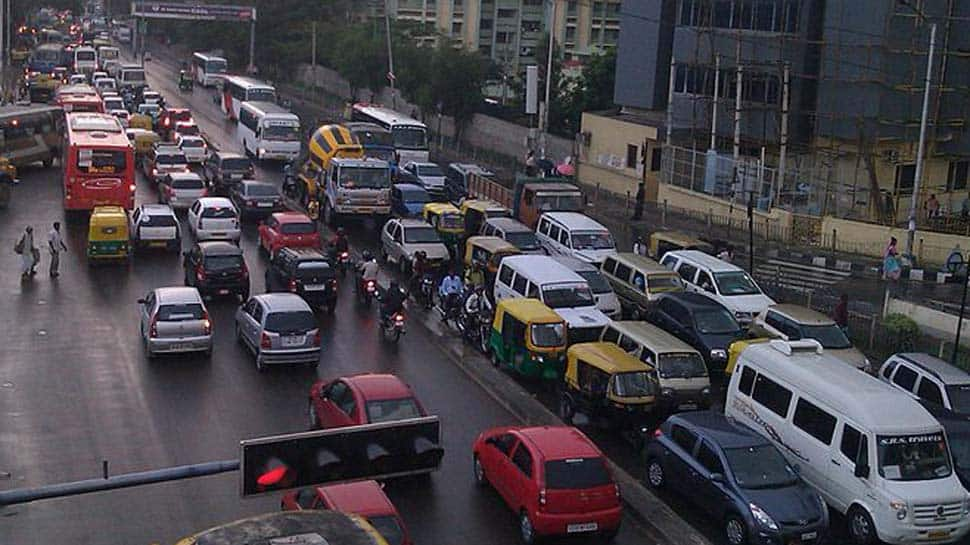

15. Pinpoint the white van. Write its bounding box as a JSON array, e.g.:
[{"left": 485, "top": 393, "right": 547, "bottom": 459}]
[
  {"left": 118, "top": 64, "right": 147, "bottom": 90},
  {"left": 73, "top": 46, "right": 98, "bottom": 75},
  {"left": 535, "top": 211, "right": 617, "bottom": 265},
  {"left": 494, "top": 255, "right": 610, "bottom": 343},
  {"left": 660, "top": 249, "right": 774, "bottom": 324},
  {"left": 237, "top": 101, "right": 301, "bottom": 161},
  {"left": 727, "top": 340, "right": 970, "bottom": 545},
  {"left": 97, "top": 46, "right": 120, "bottom": 74},
  {"left": 551, "top": 256, "right": 621, "bottom": 318}
]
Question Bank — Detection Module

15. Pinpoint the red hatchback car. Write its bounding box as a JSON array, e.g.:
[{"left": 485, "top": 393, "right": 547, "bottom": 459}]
[
  {"left": 259, "top": 212, "right": 321, "bottom": 257},
  {"left": 308, "top": 373, "right": 426, "bottom": 429},
  {"left": 473, "top": 426, "right": 622, "bottom": 544},
  {"left": 280, "top": 480, "right": 412, "bottom": 545}
]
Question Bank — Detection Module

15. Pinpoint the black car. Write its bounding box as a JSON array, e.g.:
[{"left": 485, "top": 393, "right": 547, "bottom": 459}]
[
  {"left": 229, "top": 180, "right": 283, "bottom": 217},
  {"left": 203, "top": 151, "right": 254, "bottom": 193},
  {"left": 922, "top": 401, "right": 970, "bottom": 492},
  {"left": 644, "top": 411, "right": 829, "bottom": 545},
  {"left": 265, "top": 248, "right": 338, "bottom": 313},
  {"left": 648, "top": 293, "right": 744, "bottom": 371},
  {"left": 183, "top": 241, "right": 250, "bottom": 299}
]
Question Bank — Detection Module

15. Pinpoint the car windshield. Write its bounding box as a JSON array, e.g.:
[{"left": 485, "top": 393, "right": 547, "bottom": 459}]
[
  {"left": 535, "top": 194, "right": 584, "bottom": 212},
  {"left": 76, "top": 50, "right": 95, "bottom": 60},
  {"left": 800, "top": 323, "right": 852, "bottom": 349},
  {"left": 544, "top": 458, "right": 611, "bottom": 489},
  {"left": 611, "top": 371, "right": 656, "bottom": 398},
  {"left": 531, "top": 322, "right": 565, "bottom": 347},
  {"left": 180, "top": 139, "right": 204, "bottom": 148},
  {"left": 339, "top": 166, "right": 390, "bottom": 189},
  {"left": 401, "top": 188, "right": 430, "bottom": 203},
  {"left": 263, "top": 124, "right": 301, "bottom": 141},
  {"left": 201, "top": 206, "right": 236, "bottom": 219},
  {"left": 156, "top": 153, "right": 186, "bottom": 166},
  {"left": 657, "top": 353, "right": 708, "bottom": 379},
  {"left": 223, "top": 158, "right": 252, "bottom": 171},
  {"left": 169, "top": 111, "right": 192, "bottom": 122},
  {"left": 264, "top": 310, "right": 316, "bottom": 334},
  {"left": 367, "top": 515, "right": 405, "bottom": 545},
  {"left": 725, "top": 445, "right": 798, "bottom": 489},
  {"left": 417, "top": 164, "right": 444, "bottom": 177},
  {"left": 946, "top": 385, "right": 970, "bottom": 414},
  {"left": 139, "top": 105, "right": 159, "bottom": 115},
  {"left": 245, "top": 183, "right": 278, "bottom": 197},
  {"left": 878, "top": 433, "right": 953, "bottom": 481},
  {"left": 575, "top": 270, "right": 612, "bottom": 294},
  {"left": 542, "top": 285, "right": 595, "bottom": 309},
  {"left": 104, "top": 99, "right": 123, "bottom": 110},
  {"left": 404, "top": 227, "right": 440, "bottom": 244},
  {"left": 694, "top": 309, "right": 742, "bottom": 335},
  {"left": 204, "top": 255, "right": 242, "bottom": 272},
  {"left": 156, "top": 303, "right": 204, "bottom": 321},
  {"left": 171, "top": 177, "right": 203, "bottom": 189},
  {"left": 392, "top": 126, "right": 427, "bottom": 150},
  {"left": 365, "top": 397, "right": 422, "bottom": 424},
  {"left": 648, "top": 274, "right": 684, "bottom": 294},
  {"left": 280, "top": 222, "right": 316, "bottom": 235},
  {"left": 123, "top": 69, "right": 145, "bottom": 81},
  {"left": 713, "top": 271, "right": 762, "bottom": 296},
  {"left": 571, "top": 231, "right": 614, "bottom": 251},
  {"left": 505, "top": 231, "right": 542, "bottom": 251}
]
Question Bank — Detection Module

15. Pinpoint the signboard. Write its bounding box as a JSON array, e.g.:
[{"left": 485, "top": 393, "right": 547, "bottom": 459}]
[
  {"left": 525, "top": 66, "right": 538, "bottom": 115},
  {"left": 131, "top": 2, "right": 256, "bottom": 22}
]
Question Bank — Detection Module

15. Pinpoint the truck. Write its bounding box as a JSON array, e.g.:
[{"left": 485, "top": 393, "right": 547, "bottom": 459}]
[{"left": 465, "top": 173, "right": 585, "bottom": 229}]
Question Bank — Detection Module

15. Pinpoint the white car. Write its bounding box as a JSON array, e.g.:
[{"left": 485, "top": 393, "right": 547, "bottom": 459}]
[
  {"left": 187, "top": 197, "right": 240, "bottom": 243},
  {"left": 380, "top": 217, "right": 450, "bottom": 273},
  {"left": 130, "top": 203, "right": 181, "bottom": 252},
  {"left": 69, "top": 74, "right": 87, "bottom": 85},
  {"left": 176, "top": 134, "right": 207, "bottom": 163},
  {"left": 142, "top": 90, "right": 162, "bottom": 105},
  {"left": 93, "top": 77, "right": 116, "bottom": 94},
  {"left": 138, "top": 286, "right": 212, "bottom": 359},
  {"left": 159, "top": 172, "right": 208, "bottom": 209},
  {"left": 174, "top": 121, "right": 200, "bottom": 139},
  {"left": 402, "top": 161, "right": 448, "bottom": 198},
  {"left": 91, "top": 71, "right": 109, "bottom": 81}
]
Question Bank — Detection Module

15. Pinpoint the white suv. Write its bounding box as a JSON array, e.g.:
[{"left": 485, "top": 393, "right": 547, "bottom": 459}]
[
  {"left": 879, "top": 353, "right": 970, "bottom": 415},
  {"left": 130, "top": 204, "right": 181, "bottom": 252},
  {"left": 660, "top": 249, "right": 774, "bottom": 324}
]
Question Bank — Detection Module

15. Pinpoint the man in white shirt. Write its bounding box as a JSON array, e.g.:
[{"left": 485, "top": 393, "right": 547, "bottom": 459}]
[{"left": 48, "top": 222, "right": 67, "bottom": 277}]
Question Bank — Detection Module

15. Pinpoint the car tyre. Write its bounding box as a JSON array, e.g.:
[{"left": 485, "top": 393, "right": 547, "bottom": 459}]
[
  {"left": 473, "top": 455, "right": 488, "bottom": 487},
  {"left": 847, "top": 506, "right": 876, "bottom": 545},
  {"left": 724, "top": 514, "right": 747, "bottom": 545},
  {"left": 645, "top": 457, "right": 665, "bottom": 489},
  {"left": 559, "top": 393, "right": 575, "bottom": 424},
  {"left": 519, "top": 511, "right": 536, "bottom": 545}
]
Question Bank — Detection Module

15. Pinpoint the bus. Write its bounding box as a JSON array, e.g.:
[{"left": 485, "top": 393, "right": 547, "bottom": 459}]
[
  {"left": 0, "top": 105, "right": 63, "bottom": 168},
  {"left": 73, "top": 46, "right": 98, "bottom": 74},
  {"left": 220, "top": 76, "right": 276, "bottom": 121},
  {"left": 28, "top": 43, "right": 63, "bottom": 74},
  {"left": 97, "top": 45, "right": 120, "bottom": 74},
  {"left": 62, "top": 112, "right": 135, "bottom": 211},
  {"left": 344, "top": 121, "right": 396, "bottom": 163},
  {"left": 351, "top": 104, "right": 429, "bottom": 164},
  {"left": 191, "top": 52, "right": 228, "bottom": 87},
  {"left": 56, "top": 85, "right": 104, "bottom": 113},
  {"left": 237, "top": 101, "right": 301, "bottom": 161}
]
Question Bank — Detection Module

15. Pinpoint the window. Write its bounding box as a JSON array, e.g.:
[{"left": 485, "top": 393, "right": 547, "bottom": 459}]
[
  {"left": 670, "top": 424, "right": 698, "bottom": 453},
  {"left": 676, "top": 263, "right": 698, "bottom": 283},
  {"left": 651, "top": 148, "right": 663, "bottom": 171},
  {"left": 480, "top": 18, "right": 493, "bottom": 30},
  {"left": 512, "top": 274, "right": 528, "bottom": 295},
  {"left": 739, "top": 366, "right": 756, "bottom": 395},
  {"left": 527, "top": 282, "right": 540, "bottom": 299},
  {"left": 549, "top": 225, "right": 562, "bottom": 243},
  {"left": 498, "top": 265, "right": 514, "bottom": 286},
  {"left": 558, "top": 229, "right": 569, "bottom": 246},
  {"left": 793, "top": 398, "right": 837, "bottom": 444},
  {"left": 539, "top": 219, "right": 552, "bottom": 236},
  {"left": 696, "top": 271, "right": 714, "bottom": 292},
  {"left": 492, "top": 433, "right": 517, "bottom": 455},
  {"left": 511, "top": 444, "right": 533, "bottom": 477},
  {"left": 617, "top": 334, "right": 640, "bottom": 354},
  {"left": 948, "top": 160, "right": 969, "bottom": 191},
  {"left": 660, "top": 255, "right": 677, "bottom": 269},
  {"left": 602, "top": 327, "right": 620, "bottom": 343},
  {"left": 841, "top": 424, "right": 862, "bottom": 463},
  {"left": 632, "top": 272, "right": 646, "bottom": 292},
  {"left": 578, "top": 362, "right": 610, "bottom": 395},
  {"left": 495, "top": 31, "right": 511, "bottom": 44},
  {"left": 602, "top": 257, "right": 617, "bottom": 275},
  {"left": 503, "top": 316, "right": 527, "bottom": 348},
  {"left": 614, "top": 263, "right": 632, "bottom": 282},
  {"left": 896, "top": 164, "right": 916, "bottom": 194},
  {"left": 917, "top": 378, "right": 945, "bottom": 407},
  {"left": 752, "top": 374, "right": 792, "bottom": 417},
  {"left": 881, "top": 360, "right": 897, "bottom": 380},
  {"left": 626, "top": 144, "right": 638, "bottom": 169},
  {"left": 892, "top": 365, "right": 918, "bottom": 392},
  {"left": 697, "top": 442, "right": 724, "bottom": 474}
]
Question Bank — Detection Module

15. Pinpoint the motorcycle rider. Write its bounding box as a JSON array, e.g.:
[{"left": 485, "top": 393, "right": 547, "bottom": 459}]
[
  {"left": 463, "top": 283, "right": 493, "bottom": 323},
  {"left": 356, "top": 250, "right": 380, "bottom": 295},
  {"left": 438, "top": 268, "right": 464, "bottom": 321},
  {"left": 330, "top": 227, "right": 349, "bottom": 254},
  {"left": 380, "top": 280, "right": 407, "bottom": 324},
  {"left": 464, "top": 262, "right": 485, "bottom": 290},
  {"left": 410, "top": 250, "right": 429, "bottom": 291}
]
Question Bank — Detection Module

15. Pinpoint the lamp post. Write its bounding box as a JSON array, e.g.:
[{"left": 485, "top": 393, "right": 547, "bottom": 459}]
[{"left": 947, "top": 252, "right": 969, "bottom": 365}]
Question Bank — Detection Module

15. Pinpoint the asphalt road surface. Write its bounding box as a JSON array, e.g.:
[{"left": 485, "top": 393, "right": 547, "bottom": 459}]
[{"left": 0, "top": 58, "right": 657, "bottom": 545}]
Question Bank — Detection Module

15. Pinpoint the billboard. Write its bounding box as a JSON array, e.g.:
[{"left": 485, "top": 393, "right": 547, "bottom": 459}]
[{"left": 131, "top": 2, "right": 256, "bottom": 22}]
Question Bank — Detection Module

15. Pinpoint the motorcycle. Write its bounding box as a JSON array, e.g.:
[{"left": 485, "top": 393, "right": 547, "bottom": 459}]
[
  {"left": 380, "top": 311, "right": 407, "bottom": 343},
  {"left": 436, "top": 289, "right": 464, "bottom": 328},
  {"left": 418, "top": 274, "right": 435, "bottom": 309},
  {"left": 459, "top": 300, "right": 493, "bottom": 355},
  {"left": 282, "top": 163, "right": 298, "bottom": 199},
  {"left": 338, "top": 251, "right": 351, "bottom": 278},
  {"left": 356, "top": 276, "right": 378, "bottom": 305}
]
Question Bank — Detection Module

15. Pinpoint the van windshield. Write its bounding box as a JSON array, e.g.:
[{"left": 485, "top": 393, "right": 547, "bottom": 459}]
[
  {"left": 542, "top": 285, "right": 595, "bottom": 309},
  {"left": 611, "top": 371, "right": 656, "bottom": 398},
  {"left": 713, "top": 271, "right": 761, "bottom": 296},
  {"left": 263, "top": 124, "right": 301, "bottom": 141},
  {"left": 505, "top": 231, "right": 541, "bottom": 251},
  {"left": 535, "top": 194, "right": 583, "bottom": 212},
  {"left": 946, "top": 385, "right": 970, "bottom": 414},
  {"left": 877, "top": 433, "right": 952, "bottom": 481},
  {"left": 575, "top": 270, "right": 612, "bottom": 294},
  {"left": 531, "top": 322, "right": 564, "bottom": 347},
  {"left": 571, "top": 232, "right": 615, "bottom": 251},
  {"left": 725, "top": 445, "right": 798, "bottom": 489},
  {"left": 657, "top": 353, "right": 708, "bottom": 379},
  {"left": 339, "top": 166, "right": 390, "bottom": 189}
]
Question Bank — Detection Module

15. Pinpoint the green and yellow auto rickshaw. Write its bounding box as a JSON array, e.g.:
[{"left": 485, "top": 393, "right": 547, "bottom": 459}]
[
  {"left": 423, "top": 202, "right": 465, "bottom": 245},
  {"left": 87, "top": 206, "right": 131, "bottom": 263},
  {"left": 460, "top": 199, "right": 510, "bottom": 236},
  {"left": 489, "top": 298, "right": 567, "bottom": 381}
]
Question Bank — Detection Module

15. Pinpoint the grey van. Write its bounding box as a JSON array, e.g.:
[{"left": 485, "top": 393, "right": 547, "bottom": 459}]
[{"left": 600, "top": 253, "right": 684, "bottom": 319}]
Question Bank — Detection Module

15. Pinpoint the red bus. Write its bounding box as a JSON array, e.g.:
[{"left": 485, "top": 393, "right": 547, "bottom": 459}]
[
  {"left": 62, "top": 113, "right": 135, "bottom": 211},
  {"left": 57, "top": 92, "right": 104, "bottom": 113}
]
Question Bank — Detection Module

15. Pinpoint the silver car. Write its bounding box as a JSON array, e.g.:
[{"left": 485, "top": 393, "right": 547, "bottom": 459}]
[
  {"left": 234, "top": 293, "right": 321, "bottom": 371},
  {"left": 159, "top": 172, "right": 208, "bottom": 209},
  {"left": 138, "top": 287, "right": 213, "bottom": 359},
  {"left": 380, "top": 218, "right": 450, "bottom": 274}
]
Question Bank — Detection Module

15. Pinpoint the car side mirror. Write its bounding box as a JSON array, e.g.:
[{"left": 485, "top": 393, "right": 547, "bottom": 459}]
[
  {"left": 710, "top": 472, "right": 724, "bottom": 483},
  {"left": 854, "top": 464, "right": 870, "bottom": 479},
  {"left": 137, "top": 298, "right": 146, "bottom": 304}
]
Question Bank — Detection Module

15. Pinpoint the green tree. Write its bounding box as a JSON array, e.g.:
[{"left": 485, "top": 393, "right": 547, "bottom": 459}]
[
  {"left": 427, "top": 45, "right": 486, "bottom": 137},
  {"left": 332, "top": 24, "right": 388, "bottom": 100}
]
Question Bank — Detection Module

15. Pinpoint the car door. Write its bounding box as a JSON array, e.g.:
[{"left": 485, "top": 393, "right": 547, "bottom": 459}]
[
  {"left": 827, "top": 421, "right": 870, "bottom": 512},
  {"left": 381, "top": 221, "right": 396, "bottom": 259},
  {"left": 480, "top": 433, "right": 517, "bottom": 495},
  {"left": 506, "top": 440, "right": 536, "bottom": 511},
  {"left": 188, "top": 201, "right": 201, "bottom": 234},
  {"left": 139, "top": 291, "right": 155, "bottom": 339},
  {"left": 317, "top": 380, "right": 358, "bottom": 428},
  {"left": 238, "top": 299, "right": 260, "bottom": 348},
  {"left": 391, "top": 224, "right": 405, "bottom": 262},
  {"left": 259, "top": 216, "right": 275, "bottom": 249},
  {"left": 665, "top": 423, "right": 699, "bottom": 485},
  {"left": 889, "top": 362, "right": 920, "bottom": 398}
]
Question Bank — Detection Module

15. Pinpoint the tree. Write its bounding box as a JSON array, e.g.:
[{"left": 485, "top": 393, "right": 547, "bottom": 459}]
[
  {"left": 427, "top": 45, "right": 486, "bottom": 137},
  {"left": 557, "top": 48, "right": 617, "bottom": 135},
  {"left": 332, "top": 24, "right": 388, "bottom": 100}
]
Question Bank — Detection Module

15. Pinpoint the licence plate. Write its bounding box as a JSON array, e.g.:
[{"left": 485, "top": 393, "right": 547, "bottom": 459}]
[
  {"left": 149, "top": 241, "right": 168, "bottom": 247},
  {"left": 678, "top": 403, "right": 698, "bottom": 410},
  {"left": 257, "top": 202, "right": 272, "bottom": 207},
  {"left": 281, "top": 335, "right": 303, "bottom": 347},
  {"left": 211, "top": 232, "right": 225, "bottom": 237},
  {"left": 801, "top": 532, "right": 817, "bottom": 541},
  {"left": 170, "top": 343, "right": 188, "bottom": 351},
  {"left": 218, "top": 289, "right": 229, "bottom": 295},
  {"left": 928, "top": 531, "right": 949, "bottom": 540},
  {"left": 304, "top": 284, "right": 325, "bottom": 291},
  {"left": 356, "top": 208, "right": 374, "bottom": 213},
  {"left": 566, "top": 523, "right": 597, "bottom": 534}
]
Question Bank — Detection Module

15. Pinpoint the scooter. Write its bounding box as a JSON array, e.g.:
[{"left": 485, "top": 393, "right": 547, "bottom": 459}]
[
  {"left": 338, "top": 251, "right": 351, "bottom": 278},
  {"left": 380, "top": 311, "right": 407, "bottom": 343},
  {"left": 356, "top": 276, "right": 377, "bottom": 305}
]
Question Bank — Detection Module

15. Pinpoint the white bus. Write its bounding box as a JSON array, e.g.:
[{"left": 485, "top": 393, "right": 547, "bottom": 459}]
[
  {"left": 192, "top": 52, "right": 228, "bottom": 87},
  {"left": 350, "top": 104, "right": 429, "bottom": 164},
  {"left": 220, "top": 76, "right": 276, "bottom": 121},
  {"left": 73, "top": 46, "right": 98, "bottom": 75},
  {"left": 237, "top": 101, "right": 301, "bottom": 161}
]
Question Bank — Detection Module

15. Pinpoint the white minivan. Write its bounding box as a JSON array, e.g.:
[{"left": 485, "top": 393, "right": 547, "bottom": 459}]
[
  {"left": 494, "top": 255, "right": 610, "bottom": 343},
  {"left": 660, "top": 249, "right": 774, "bottom": 324},
  {"left": 73, "top": 46, "right": 98, "bottom": 74},
  {"left": 535, "top": 212, "right": 617, "bottom": 265},
  {"left": 727, "top": 340, "right": 970, "bottom": 545},
  {"left": 551, "top": 256, "right": 621, "bottom": 318}
]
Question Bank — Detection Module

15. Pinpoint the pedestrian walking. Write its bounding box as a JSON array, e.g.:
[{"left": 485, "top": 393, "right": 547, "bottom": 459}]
[
  {"left": 884, "top": 236, "right": 898, "bottom": 259},
  {"left": 14, "top": 225, "right": 37, "bottom": 280},
  {"left": 833, "top": 293, "right": 849, "bottom": 334},
  {"left": 925, "top": 193, "right": 941, "bottom": 219},
  {"left": 48, "top": 222, "right": 67, "bottom": 277},
  {"left": 632, "top": 236, "right": 647, "bottom": 256},
  {"left": 717, "top": 244, "right": 735, "bottom": 262}
]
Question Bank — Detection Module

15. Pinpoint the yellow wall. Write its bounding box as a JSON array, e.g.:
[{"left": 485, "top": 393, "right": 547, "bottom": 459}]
[
  {"left": 657, "top": 184, "right": 794, "bottom": 233},
  {"left": 821, "top": 216, "right": 966, "bottom": 265},
  {"left": 578, "top": 112, "right": 661, "bottom": 196}
]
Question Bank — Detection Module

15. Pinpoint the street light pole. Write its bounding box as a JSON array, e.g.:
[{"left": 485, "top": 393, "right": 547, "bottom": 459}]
[
  {"left": 906, "top": 23, "right": 936, "bottom": 259},
  {"left": 540, "top": 0, "right": 557, "bottom": 158}
]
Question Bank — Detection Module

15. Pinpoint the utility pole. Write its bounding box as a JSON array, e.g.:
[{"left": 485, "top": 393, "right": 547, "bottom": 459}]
[
  {"left": 310, "top": 22, "right": 317, "bottom": 99},
  {"left": 384, "top": 1, "right": 396, "bottom": 108},
  {"left": 247, "top": 10, "right": 257, "bottom": 75},
  {"left": 666, "top": 57, "right": 675, "bottom": 146},
  {"left": 540, "top": 0, "right": 557, "bottom": 158},
  {"left": 777, "top": 64, "right": 790, "bottom": 207},
  {"left": 733, "top": 63, "right": 742, "bottom": 164},
  {"left": 906, "top": 23, "right": 937, "bottom": 260},
  {"left": 710, "top": 55, "right": 720, "bottom": 151},
  {"left": 0, "top": 0, "right": 5, "bottom": 98}
]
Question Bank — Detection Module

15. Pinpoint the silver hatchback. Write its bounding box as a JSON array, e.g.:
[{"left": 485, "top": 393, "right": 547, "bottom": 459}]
[
  {"left": 139, "top": 287, "right": 213, "bottom": 359},
  {"left": 234, "top": 293, "right": 321, "bottom": 371}
]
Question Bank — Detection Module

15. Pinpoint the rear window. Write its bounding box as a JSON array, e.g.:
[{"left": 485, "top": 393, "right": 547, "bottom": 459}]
[
  {"left": 204, "top": 255, "right": 243, "bottom": 271},
  {"left": 171, "top": 177, "right": 204, "bottom": 189},
  {"left": 281, "top": 222, "right": 316, "bottom": 235},
  {"left": 245, "top": 183, "right": 278, "bottom": 197},
  {"left": 180, "top": 139, "right": 204, "bottom": 148},
  {"left": 544, "top": 457, "right": 611, "bottom": 489},
  {"left": 365, "top": 397, "right": 422, "bottom": 424},
  {"left": 140, "top": 213, "right": 177, "bottom": 227},
  {"left": 222, "top": 157, "right": 251, "bottom": 171},
  {"left": 264, "top": 310, "right": 316, "bottom": 333},
  {"left": 77, "top": 149, "right": 126, "bottom": 174},
  {"left": 201, "top": 206, "right": 236, "bottom": 219},
  {"left": 296, "top": 261, "right": 334, "bottom": 279},
  {"left": 156, "top": 153, "right": 187, "bottom": 165},
  {"left": 156, "top": 303, "right": 204, "bottom": 321}
]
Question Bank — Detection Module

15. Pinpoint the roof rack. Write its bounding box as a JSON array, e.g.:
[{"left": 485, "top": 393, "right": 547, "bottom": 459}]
[{"left": 769, "top": 339, "right": 823, "bottom": 356}]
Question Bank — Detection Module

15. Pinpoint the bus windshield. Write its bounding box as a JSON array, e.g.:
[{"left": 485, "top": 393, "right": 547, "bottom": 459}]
[
  {"left": 205, "top": 59, "right": 227, "bottom": 73},
  {"left": 77, "top": 148, "right": 126, "bottom": 174},
  {"left": 393, "top": 126, "right": 427, "bottom": 150},
  {"left": 338, "top": 167, "right": 390, "bottom": 189},
  {"left": 246, "top": 88, "right": 276, "bottom": 103},
  {"left": 262, "top": 124, "right": 300, "bottom": 141}
]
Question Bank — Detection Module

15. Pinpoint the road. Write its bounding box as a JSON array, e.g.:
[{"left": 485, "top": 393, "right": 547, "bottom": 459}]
[{"left": 0, "top": 56, "right": 657, "bottom": 545}]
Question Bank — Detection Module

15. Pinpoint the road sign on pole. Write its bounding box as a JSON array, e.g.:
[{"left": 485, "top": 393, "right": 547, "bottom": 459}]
[{"left": 130, "top": 2, "right": 255, "bottom": 22}]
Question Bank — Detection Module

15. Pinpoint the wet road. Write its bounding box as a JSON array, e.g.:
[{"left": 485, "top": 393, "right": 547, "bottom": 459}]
[{"left": 0, "top": 58, "right": 656, "bottom": 545}]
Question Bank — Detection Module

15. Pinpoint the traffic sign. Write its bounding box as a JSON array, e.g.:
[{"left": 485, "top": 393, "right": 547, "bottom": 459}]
[{"left": 131, "top": 2, "right": 256, "bottom": 22}]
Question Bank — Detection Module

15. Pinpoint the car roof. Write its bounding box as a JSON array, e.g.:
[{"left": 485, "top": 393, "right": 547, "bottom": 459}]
[
  {"left": 660, "top": 292, "right": 729, "bottom": 311},
  {"left": 154, "top": 286, "right": 203, "bottom": 305},
  {"left": 408, "top": 161, "right": 438, "bottom": 168},
  {"left": 607, "top": 321, "right": 699, "bottom": 354},
  {"left": 91, "top": 205, "right": 126, "bottom": 218},
  {"left": 610, "top": 253, "right": 671, "bottom": 273},
  {"left": 214, "top": 151, "right": 245, "bottom": 159},
  {"left": 241, "top": 179, "right": 274, "bottom": 187},
  {"left": 517, "top": 426, "right": 602, "bottom": 460},
  {"left": 139, "top": 203, "right": 176, "bottom": 215},
  {"left": 177, "top": 511, "right": 381, "bottom": 545},
  {"left": 197, "top": 197, "right": 234, "bottom": 208},
  {"left": 279, "top": 247, "right": 329, "bottom": 261},
  {"left": 893, "top": 353, "right": 970, "bottom": 384},
  {"left": 344, "top": 373, "right": 415, "bottom": 401},
  {"left": 766, "top": 304, "right": 834, "bottom": 325},
  {"left": 551, "top": 255, "right": 597, "bottom": 273},
  {"left": 254, "top": 293, "right": 313, "bottom": 313},
  {"left": 542, "top": 212, "right": 607, "bottom": 231},
  {"left": 485, "top": 217, "right": 531, "bottom": 232},
  {"left": 667, "top": 250, "right": 741, "bottom": 272},
  {"left": 272, "top": 211, "right": 313, "bottom": 224},
  {"left": 395, "top": 183, "right": 427, "bottom": 194},
  {"left": 168, "top": 172, "right": 202, "bottom": 180},
  {"left": 315, "top": 480, "right": 395, "bottom": 517},
  {"left": 501, "top": 255, "right": 585, "bottom": 284},
  {"left": 198, "top": 241, "right": 243, "bottom": 256},
  {"left": 568, "top": 342, "right": 654, "bottom": 373},
  {"left": 669, "top": 411, "right": 769, "bottom": 449}
]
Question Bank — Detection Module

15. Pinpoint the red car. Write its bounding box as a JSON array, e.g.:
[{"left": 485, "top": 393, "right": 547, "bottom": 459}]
[
  {"left": 159, "top": 108, "right": 193, "bottom": 139},
  {"left": 308, "top": 373, "right": 426, "bottom": 429},
  {"left": 472, "top": 426, "right": 622, "bottom": 544},
  {"left": 280, "top": 480, "right": 412, "bottom": 545},
  {"left": 259, "top": 212, "right": 321, "bottom": 257}
]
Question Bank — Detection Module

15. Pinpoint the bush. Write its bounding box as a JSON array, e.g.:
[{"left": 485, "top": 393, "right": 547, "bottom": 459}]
[{"left": 882, "top": 313, "right": 921, "bottom": 353}]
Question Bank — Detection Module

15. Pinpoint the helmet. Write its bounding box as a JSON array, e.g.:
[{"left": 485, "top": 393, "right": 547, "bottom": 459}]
[{"left": 362, "top": 250, "right": 373, "bottom": 262}]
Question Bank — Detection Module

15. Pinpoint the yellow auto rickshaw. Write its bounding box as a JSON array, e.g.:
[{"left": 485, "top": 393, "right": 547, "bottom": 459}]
[
  {"left": 423, "top": 202, "right": 464, "bottom": 246},
  {"left": 128, "top": 129, "right": 161, "bottom": 166},
  {"left": 87, "top": 206, "right": 131, "bottom": 262},
  {"left": 460, "top": 199, "right": 510, "bottom": 236},
  {"left": 560, "top": 342, "right": 658, "bottom": 444},
  {"left": 724, "top": 337, "right": 771, "bottom": 375},
  {"left": 489, "top": 298, "right": 567, "bottom": 381},
  {"left": 464, "top": 236, "right": 520, "bottom": 277},
  {"left": 648, "top": 231, "right": 714, "bottom": 260}
]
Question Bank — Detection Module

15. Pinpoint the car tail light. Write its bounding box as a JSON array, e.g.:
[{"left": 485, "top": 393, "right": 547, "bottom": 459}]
[
  {"left": 394, "top": 313, "right": 405, "bottom": 326},
  {"left": 149, "top": 316, "right": 158, "bottom": 338},
  {"left": 329, "top": 278, "right": 338, "bottom": 290},
  {"left": 129, "top": 184, "right": 136, "bottom": 193},
  {"left": 152, "top": 168, "right": 158, "bottom": 176},
  {"left": 653, "top": 428, "right": 663, "bottom": 438},
  {"left": 202, "top": 311, "right": 211, "bottom": 335},
  {"left": 195, "top": 264, "right": 206, "bottom": 282},
  {"left": 260, "top": 332, "right": 271, "bottom": 349},
  {"left": 288, "top": 279, "right": 298, "bottom": 292},
  {"left": 366, "top": 280, "right": 376, "bottom": 293},
  {"left": 200, "top": 188, "right": 208, "bottom": 197},
  {"left": 312, "top": 330, "right": 321, "bottom": 346},
  {"left": 614, "top": 483, "right": 621, "bottom": 499},
  {"left": 538, "top": 489, "right": 547, "bottom": 508},
  {"left": 246, "top": 199, "right": 254, "bottom": 207}
]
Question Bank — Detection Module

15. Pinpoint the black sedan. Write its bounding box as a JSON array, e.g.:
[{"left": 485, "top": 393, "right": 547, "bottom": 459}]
[{"left": 229, "top": 180, "right": 284, "bottom": 217}]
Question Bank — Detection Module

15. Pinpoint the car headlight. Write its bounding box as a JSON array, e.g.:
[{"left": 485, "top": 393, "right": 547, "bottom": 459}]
[
  {"left": 749, "top": 503, "right": 778, "bottom": 531},
  {"left": 890, "top": 500, "right": 908, "bottom": 521},
  {"left": 963, "top": 496, "right": 970, "bottom": 515},
  {"left": 711, "top": 349, "right": 727, "bottom": 361}
]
